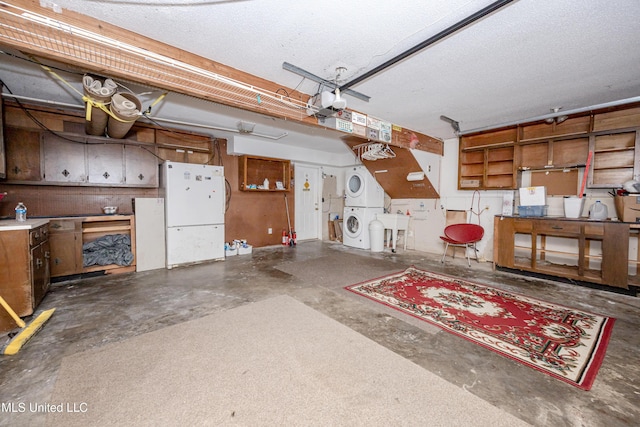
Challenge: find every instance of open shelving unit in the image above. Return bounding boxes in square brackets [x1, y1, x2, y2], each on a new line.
[239, 155, 291, 192]
[48, 215, 136, 277]
[459, 104, 640, 191]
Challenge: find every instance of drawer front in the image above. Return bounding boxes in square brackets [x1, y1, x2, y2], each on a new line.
[29, 224, 49, 247]
[583, 223, 604, 236]
[512, 219, 534, 232]
[49, 219, 83, 233]
[534, 220, 582, 235]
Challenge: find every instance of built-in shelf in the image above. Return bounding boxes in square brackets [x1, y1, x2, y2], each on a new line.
[239, 155, 291, 192]
[459, 104, 640, 190]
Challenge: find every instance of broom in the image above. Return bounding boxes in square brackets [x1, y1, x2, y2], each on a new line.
[284, 194, 295, 246]
[0, 295, 55, 355]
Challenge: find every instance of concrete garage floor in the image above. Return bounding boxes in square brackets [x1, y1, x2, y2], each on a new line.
[1, 241, 639, 426]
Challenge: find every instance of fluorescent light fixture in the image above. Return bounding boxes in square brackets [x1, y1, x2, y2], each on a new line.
[407, 171, 425, 181]
[237, 121, 256, 133]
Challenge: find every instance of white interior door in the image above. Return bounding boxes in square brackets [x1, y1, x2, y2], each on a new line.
[294, 164, 320, 241]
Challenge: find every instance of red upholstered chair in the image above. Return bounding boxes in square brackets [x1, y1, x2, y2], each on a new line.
[439, 223, 484, 267]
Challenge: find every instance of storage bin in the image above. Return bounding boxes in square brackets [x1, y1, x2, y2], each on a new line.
[225, 247, 238, 256]
[238, 245, 252, 255]
[518, 205, 548, 217]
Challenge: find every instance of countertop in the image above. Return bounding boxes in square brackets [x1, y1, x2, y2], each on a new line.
[0, 218, 50, 231]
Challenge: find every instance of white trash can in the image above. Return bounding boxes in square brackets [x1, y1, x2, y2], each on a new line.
[369, 219, 384, 253]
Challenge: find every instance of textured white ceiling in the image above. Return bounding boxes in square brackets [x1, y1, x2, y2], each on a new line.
[1, 0, 639, 153]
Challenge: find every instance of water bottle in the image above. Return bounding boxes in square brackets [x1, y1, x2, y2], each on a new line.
[15, 202, 27, 222]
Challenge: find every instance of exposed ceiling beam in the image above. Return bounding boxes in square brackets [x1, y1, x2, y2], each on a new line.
[0, 0, 442, 154]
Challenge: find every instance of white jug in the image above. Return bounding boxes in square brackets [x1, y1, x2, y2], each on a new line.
[589, 200, 608, 220]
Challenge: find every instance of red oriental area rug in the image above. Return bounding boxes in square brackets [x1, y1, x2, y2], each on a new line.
[346, 266, 615, 390]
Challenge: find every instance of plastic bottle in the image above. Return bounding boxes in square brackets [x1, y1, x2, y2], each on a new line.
[589, 200, 608, 220]
[15, 202, 27, 222]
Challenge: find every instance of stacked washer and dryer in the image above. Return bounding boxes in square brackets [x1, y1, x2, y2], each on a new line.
[343, 166, 385, 249]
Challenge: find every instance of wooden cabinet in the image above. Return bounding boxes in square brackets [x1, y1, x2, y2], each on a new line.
[239, 155, 291, 191]
[48, 218, 83, 277]
[87, 142, 125, 185]
[459, 128, 516, 189]
[124, 144, 158, 186]
[4, 128, 42, 181]
[493, 216, 631, 289]
[590, 131, 639, 188]
[43, 133, 88, 184]
[81, 215, 136, 273]
[458, 104, 640, 190]
[7, 128, 159, 187]
[0, 221, 51, 333]
[48, 215, 136, 278]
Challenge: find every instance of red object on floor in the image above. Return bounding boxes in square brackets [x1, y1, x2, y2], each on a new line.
[282, 230, 289, 246]
[346, 266, 615, 390]
[439, 223, 484, 266]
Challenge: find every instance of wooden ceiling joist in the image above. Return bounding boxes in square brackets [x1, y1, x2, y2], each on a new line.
[0, 0, 442, 154]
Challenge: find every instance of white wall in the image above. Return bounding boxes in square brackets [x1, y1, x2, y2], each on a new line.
[228, 135, 355, 166]
[230, 133, 620, 262]
[390, 138, 507, 261]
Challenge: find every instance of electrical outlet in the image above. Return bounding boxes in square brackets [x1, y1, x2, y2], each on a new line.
[268, 228, 272, 234]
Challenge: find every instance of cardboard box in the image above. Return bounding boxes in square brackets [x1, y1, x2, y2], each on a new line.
[614, 195, 640, 223]
[519, 186, 546, 206]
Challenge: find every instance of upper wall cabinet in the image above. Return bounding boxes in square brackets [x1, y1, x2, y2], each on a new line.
[124, 145, 158, 187]
[459, 128, 516, 190]
[458, 104, 640, 190]
[14, 133, 160, 187]
[5, 128, 41, 182]
[43, 134, 87, 184]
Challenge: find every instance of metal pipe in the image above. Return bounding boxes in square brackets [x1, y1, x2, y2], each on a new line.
[337, 0, 515, 92]
[1, 93, 84, 109]
[460, 95, 640, 135]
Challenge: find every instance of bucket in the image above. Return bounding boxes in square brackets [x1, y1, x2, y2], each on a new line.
[107, 92, 141, 139]
[563, 196, 585, 218]
[369, 219, 384, 253]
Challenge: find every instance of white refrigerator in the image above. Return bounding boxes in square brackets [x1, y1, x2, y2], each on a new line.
[161, 161, 225, 269]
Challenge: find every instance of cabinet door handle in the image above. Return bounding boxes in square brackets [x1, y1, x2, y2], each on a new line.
[551, 226, 563, 230]
[36, 258, 43, 268]
[45, 251, 50, 259]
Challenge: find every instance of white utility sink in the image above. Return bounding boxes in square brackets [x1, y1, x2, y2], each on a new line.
[375, 213, 410, 252]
